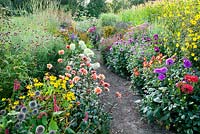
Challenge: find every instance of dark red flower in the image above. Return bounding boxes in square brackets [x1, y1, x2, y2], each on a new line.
[181, 84, 194, 94]
[184, 74, 199, 83]
[14, 79, 20, 91]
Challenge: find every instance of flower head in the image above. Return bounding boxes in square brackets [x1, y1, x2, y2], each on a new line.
[32, 108, 39, 115]
[154, 46, 160, 52]
[47, 64, 53, 70]
[17, 112, 26, 120]
[181, 84, 194, 94]
[57, 58, 63, 63]
[115, 92, 122, 98]
[166, 58, 174, 66]
[36, 125, 45, 134]
[21, 106, 27, 113]
[94, 87, 102, 95]
[49, 130, 56, 134]
[35, 90, 40, 96]
[70, 43, 76, 50]
[183, 58, 192, 68]
[58, 50, 64, 55]
[14, 79, 20, 91]
[154, 67, 168, 74]
[184, 74, 199, 83]
[29, 101, 37, 109]
[158, 73, 166, 81]
[153, 34, 159, 40]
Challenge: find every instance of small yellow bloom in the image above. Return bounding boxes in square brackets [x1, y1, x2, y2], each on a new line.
[19, 96, 26, 99]
[27, 90, 35, 97]
[190, 20, 197, 25]
[14, 101, 19, 105]
[193, 45, 197, 49]
[33, 78, 39, 83]
[66, 112, 70, 117]
[26, 85, 33, 90]
[194, 57, 198, 61]
[193, 38, 197, 41]
[191, 53, 195, 56]
[70, 84, 74, 88]
[1, 98, 6, 101]
[50, 76, 57, 81]
[65, 77, 69, 81]
[176, 43, 180, 48]
[177, 32, 181, 37]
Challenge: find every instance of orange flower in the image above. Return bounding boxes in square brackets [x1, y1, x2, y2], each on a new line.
[115, 92, 122, 98]
[47, 64, 53, 70]
[91, 73, 98, 80]
[66, 66, 72, 71]
[57, 58, 63, 63]
[73, 76, 81, 83]
[94, 87, 102, 95]
[133, 68, 140, 77]
[58, 50, 64, 55]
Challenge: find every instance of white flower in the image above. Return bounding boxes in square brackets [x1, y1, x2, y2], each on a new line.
[84, 48, 94, 57]
[79, 40, 87, 50]
[91, 62, 100, 70]
[70, 43, 76, 50]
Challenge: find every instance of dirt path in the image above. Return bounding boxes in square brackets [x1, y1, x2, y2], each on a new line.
[95, 50, 173, 134]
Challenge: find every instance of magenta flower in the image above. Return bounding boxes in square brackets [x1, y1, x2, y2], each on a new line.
[153, 34, 159, 40]
[53, 95, 60, 112]
[154, 67, 168, 74]
[14, 80, 20, 91]
[154, 46, 160, 52]
[183, 58, 192, 68]
[158, 74, 166, 81]
[166, 58, 174, 66]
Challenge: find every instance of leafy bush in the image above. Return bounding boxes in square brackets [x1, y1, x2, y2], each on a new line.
[99, 13, 120, 27]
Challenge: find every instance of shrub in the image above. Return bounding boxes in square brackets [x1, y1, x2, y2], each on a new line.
[99, 13, 120, 27]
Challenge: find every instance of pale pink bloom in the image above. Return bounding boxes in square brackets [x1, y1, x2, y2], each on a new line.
[80, 63, 85, 67]
[66, 66, 72, 71]
[103, 82, 110, 88]
[73, 76, 81, 83]
[99, 80, 104, 86]
[91, 73, 98, 80]
[104, 87, 110, 92]
[57, 58, 63, 63]
[58, 50, 65, 55]
[59, 75, 65, 80]
[98, 74, 105, 80]
[91, 70, 96, 74]
[47, 64, 53, 70]
[65, 73, 72, 78]
[94, 87, 102, 95]
[79, 68, 88, 75]
[71, 70, 76, 75]
[115, 92, 122, 98]
[83, 112, 88, 122]
[66, 45, 70, 49]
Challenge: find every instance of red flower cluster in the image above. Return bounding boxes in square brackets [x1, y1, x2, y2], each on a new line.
[180, 84, 194, 94]
[184, 74, 199, 83]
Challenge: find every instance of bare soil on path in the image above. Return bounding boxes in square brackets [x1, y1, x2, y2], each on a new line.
[94, 50, 173, 134]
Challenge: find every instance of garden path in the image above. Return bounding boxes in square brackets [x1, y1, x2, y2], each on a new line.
[95, 50, 173, 134]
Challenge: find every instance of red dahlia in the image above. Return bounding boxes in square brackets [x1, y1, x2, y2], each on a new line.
[181, 84, 194, 94]
[184, 74, 199, 83]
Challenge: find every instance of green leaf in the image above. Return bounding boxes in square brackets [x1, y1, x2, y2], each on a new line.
[53, 111, 64, 116]
[42, 116, 48, 126]
[160, 113, 170, 121]
[65, 127, 76, 134]
[48, 119, 58, 131]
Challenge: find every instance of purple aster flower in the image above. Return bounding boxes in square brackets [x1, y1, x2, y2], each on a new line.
[154, 67, 168, 74]
[183, 58, 192, 68]
[154, 46, 160, 52]
[166, 58, 174, 66]
[153, 34, 159, 40]
[158, 74, 166, 81]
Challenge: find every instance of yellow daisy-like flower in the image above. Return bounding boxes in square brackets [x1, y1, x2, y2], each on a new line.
[33, 78, 39, 83]
[194, 57, 198, 61]
[191, 53, 195, 56]
[193, 38, 197, 41]
[65, 77, 69, 81]
[1, 98, 6, 101]
[70, 84, 74, 88]
[176, 43, 180, 48]
[50, 76, 57, 81]
[27, 90, 35, 97]
[19, 96, 26, 99]
[34, 82, 44, 87]
[193, 45, 197, 49]
[26, 85, 33, 90]
[14, 101, 19, 105]
[190, 20, 197, 25]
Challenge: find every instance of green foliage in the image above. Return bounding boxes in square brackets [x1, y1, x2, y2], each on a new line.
[99, 13, 120, 27]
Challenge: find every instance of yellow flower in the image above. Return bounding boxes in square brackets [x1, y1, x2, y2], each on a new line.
[1, 98, 6, 101]
[193, 45, 197, 49]
[27, 90, 35, 97]
[193, 38, 197, 41]
[50, 76, 57, 81]
[26, 85, 33, 90]
[69, 84, 74, 88]
[65, 77, 69, 81]
[191, 53, 195, 56]
[66, 112, 70, 117]
[54, 83, 59, 88]
[68, 104, 73, 109]
[177, 32, 181, 37]
[194, 57, 198, 61]
[190, 20, 197, 25]
[14, 101, 19, 105]
[34, 82, 44, 87]
[19, 96, 25, 99]
[33, 78, 39, 83]
[176, 43, 180, 48]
